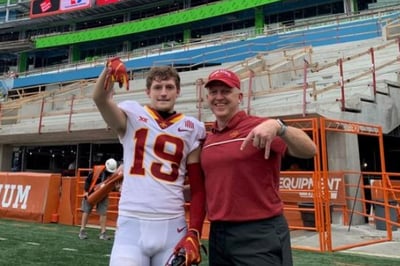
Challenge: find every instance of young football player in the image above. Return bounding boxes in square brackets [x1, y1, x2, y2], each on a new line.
[93, 63, 206, 266]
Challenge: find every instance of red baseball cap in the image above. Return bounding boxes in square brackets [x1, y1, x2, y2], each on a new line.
[204, 69, 241, 89]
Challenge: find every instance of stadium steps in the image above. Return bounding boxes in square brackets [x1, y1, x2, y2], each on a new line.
[2, 36, 400, 142]
[232, 37, 400, 132]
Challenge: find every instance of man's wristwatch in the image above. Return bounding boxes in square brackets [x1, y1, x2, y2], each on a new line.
[276, 119, 288, 136]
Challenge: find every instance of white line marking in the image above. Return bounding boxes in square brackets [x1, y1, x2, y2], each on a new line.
[26, 242, 40, 245]
[62, 248, 78, 252]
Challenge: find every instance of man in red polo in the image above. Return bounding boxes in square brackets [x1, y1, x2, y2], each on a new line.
[201, 69, 317, 266]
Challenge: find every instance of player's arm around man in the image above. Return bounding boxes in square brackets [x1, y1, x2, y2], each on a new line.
[172, 146, 206, 265]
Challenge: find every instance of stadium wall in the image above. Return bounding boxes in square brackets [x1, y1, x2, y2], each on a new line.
[0, 172, 61, 223]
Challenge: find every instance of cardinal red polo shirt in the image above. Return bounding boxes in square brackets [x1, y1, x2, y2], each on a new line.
[201, 111, 287, 222]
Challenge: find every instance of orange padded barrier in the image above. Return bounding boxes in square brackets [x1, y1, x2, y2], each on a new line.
[57, 177, 77, 225]
[0, 172, 61, 223]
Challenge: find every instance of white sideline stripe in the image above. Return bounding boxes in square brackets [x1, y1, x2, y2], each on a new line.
[26, 242, 40, 245]
[62, 248, 78, 252]
[0, 237, 7, 240]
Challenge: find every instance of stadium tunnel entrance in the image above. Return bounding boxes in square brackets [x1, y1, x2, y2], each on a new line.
[11, 142, 123, 175]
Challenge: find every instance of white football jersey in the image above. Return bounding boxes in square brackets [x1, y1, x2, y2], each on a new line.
[117, 100, 206, 219]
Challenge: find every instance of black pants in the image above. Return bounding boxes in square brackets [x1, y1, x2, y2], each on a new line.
[209, 214, 293, 266]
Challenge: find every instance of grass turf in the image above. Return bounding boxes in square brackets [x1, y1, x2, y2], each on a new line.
[0, 219, 399, 265]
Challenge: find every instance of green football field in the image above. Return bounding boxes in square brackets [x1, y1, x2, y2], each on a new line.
[0, 218, 399, 266]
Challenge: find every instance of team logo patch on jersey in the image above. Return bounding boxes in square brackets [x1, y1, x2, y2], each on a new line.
[184, 120, 194, 129]
[178, 120, 194, 132]
[229, 130, 240, 138]
[160, 121, 169, 129]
